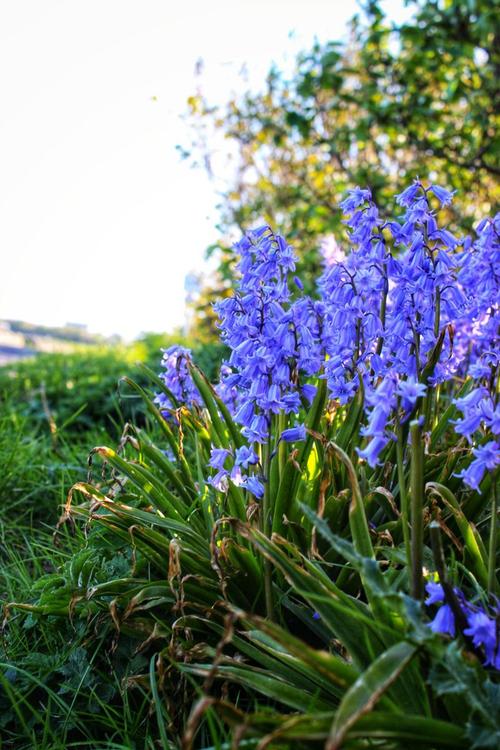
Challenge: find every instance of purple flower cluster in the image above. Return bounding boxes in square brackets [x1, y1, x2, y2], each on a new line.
[319, 187, 387, 405]
[214, 226, 318, 445]
[356, 374, 427, 467]
[455, 213, 500, 379]
[452, 387, 500, 490]
[207, 444, 263, 498]
[319, 181, 498, 469]
[155, 346, 201, 417]
[425, 581, 500, 670]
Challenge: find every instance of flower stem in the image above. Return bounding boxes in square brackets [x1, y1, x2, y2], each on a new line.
[396, 419, 411, 571]
[262, 430, 274, 621]
[410, 419, 424, 600]
[434, 286, 441, 339]
[488, 471, 498, 598]
[376, 271, 388, 356]
[277, 412, 286, 482]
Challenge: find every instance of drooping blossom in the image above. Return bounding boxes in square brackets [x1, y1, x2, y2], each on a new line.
[425, 581, 500, 670]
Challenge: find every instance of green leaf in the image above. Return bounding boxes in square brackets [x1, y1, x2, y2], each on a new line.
[426, 481, 488, 588]
[234, 522, 390, 668]
[182, 662, 331, 712]
[272, 377, 327, 535]
[325, 441, 374, 560]
[326, 641, 418, 750]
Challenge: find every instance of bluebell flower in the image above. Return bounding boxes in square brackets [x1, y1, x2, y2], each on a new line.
[339, 187, 372, 213]
[235, 446, 259, 469]
[396, 377, 427, 408]
[294, 276, 304, 290]
[469, 360, 492, 379]
[456, 441, 500, 492]
[426, 583, 500, 670]
[215, 363, 240, 413]
[454, 387, 489, 413]
[301, 384, 317, 404]
[280, 424, 307, 443]
[463, 611, 497, 658]
[452, 410, 484, 443]
[197, 186, 499, 517]
[229, 464, 245, 487]
[482, 402, 500, 435]
[234, 400, 256, 428]
[214, 224, 322, 454]
[356, 435, 390, 468]
[281, 392, 302, 414]
[429, 603, 456, 637]
[430, 184, 455, 207]
[396, 181, 422, 207]
[455, 213, 499, 379]
[208, 470, 229, 493]
[208, 448, 231, 471]
[452, 390, 499, 452]
[243, 475, 265, 499]
[161, 447, 176, 462]
[425, 581, 444, 605]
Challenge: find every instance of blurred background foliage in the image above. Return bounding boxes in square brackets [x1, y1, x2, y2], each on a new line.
[184, 0, 499, 333]
[0, 336, 226, 542]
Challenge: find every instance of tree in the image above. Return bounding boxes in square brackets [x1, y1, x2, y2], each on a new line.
[183, 0, 499, 315]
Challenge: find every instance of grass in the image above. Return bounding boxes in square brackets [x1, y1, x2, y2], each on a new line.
[0, 339, 227, 749]
[0, 346, 143, 747]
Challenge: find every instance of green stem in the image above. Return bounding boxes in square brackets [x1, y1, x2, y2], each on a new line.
[262, 427, 274, 620]
[430, 521, 468, 632]
[488, 472, 498, 597]
[410, 420, 424, 600]
[376, 272, 388, 356]
[396, 419, 411, 570]
[422, 387, 434, 434]
[277, 412, 286, 483]
[434, 286, 441, 339]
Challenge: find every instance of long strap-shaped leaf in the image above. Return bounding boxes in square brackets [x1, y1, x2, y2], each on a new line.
[91, 446, 190, 523]
[240, 613, 359, 691]
[325, 441, 374, 560]
[135, 430, 197, 503]
[186, 365, 247, 520]
[234, 523, 390, 668]
[180, 614, 347, 701]
[335, 376, 364, 451]
[212, 706, 467, 747]
[189, 363, 244, 448]
[181, 662, 331, 712]
[272, 379, 327, 535]
[300, 506, 431, 716]
[120, 375, 195, 490]
[326, 641, 418, 750]
[426, 481, 489, 588]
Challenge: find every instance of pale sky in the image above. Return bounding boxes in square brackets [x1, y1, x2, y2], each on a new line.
[0, 0, 407, 340]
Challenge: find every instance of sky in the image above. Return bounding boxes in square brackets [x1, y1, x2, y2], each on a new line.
[0, 0, 407, 340]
